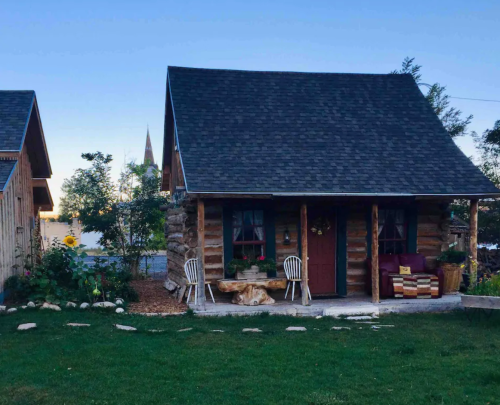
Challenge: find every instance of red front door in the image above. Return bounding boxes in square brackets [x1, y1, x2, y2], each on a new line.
[308, 211, 336, 295]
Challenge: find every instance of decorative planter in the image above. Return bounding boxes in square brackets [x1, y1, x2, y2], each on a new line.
[236, 265, 267, 280]
[440, 263, 462, 294]
[461, 295, 500, 309]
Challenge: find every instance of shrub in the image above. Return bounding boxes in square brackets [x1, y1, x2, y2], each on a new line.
[4, 275, 31, 301]
[437, 249, 466, 264]
[467, 274, 500, 297]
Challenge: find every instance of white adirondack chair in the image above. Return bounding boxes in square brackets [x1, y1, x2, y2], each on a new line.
[283, 256, 312, 301]
[184, 258, 215, 304]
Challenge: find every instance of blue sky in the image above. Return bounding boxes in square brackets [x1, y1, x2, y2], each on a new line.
[1, 0, 499, 214]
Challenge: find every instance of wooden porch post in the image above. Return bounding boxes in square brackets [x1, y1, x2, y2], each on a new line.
[300, 203, 309, 306]
[197, 198, 206, 310]
[371, 204, 380, 303]
[469, 199, 478, 265]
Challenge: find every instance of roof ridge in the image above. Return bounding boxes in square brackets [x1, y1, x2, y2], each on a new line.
[167, 66, 410, 77]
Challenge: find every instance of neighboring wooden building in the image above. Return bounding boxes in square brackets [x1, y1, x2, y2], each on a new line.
[161, 67, 500, 305]
[448, 216, 470, 252]
[0, 91, 53, 301]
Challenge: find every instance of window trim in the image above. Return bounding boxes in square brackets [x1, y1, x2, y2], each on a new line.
[232, 209, 266, 257]
[378, 208, 408, 255]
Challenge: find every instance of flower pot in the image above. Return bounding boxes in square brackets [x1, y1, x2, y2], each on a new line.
[461, 295, 500, 309]
[236, 265, 267, 280]
[440, 262, 462, 294]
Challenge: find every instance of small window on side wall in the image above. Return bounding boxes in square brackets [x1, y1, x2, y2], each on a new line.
[378, 209, 407, 255]
[232, 209, 265, 259]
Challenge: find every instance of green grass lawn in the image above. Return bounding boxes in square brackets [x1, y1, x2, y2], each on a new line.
[1, 310, 500, 405]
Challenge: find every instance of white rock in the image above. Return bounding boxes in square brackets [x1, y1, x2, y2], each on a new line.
[286, 326, 307, 331]
[115, 308, 125, 314]
[115, 324, 137, 331]
[80, 303, 90, 309]
[41, 302, 61, 311]
[242, 328, 262, 333]
[211, 329, 224, 332]
[355, 321, 379, 324]
[164, 279, 179, 292]
[92, 301, 116, 308]
[27, 301, 36, 308]
[346, 316, 375, 321]
[115, 299, 124, 306]
[315, 316, 323, 319]
[331, 326, 351, 330]
[377, 325, 395, 328]
[7, 308, 17, 313]
[21, 306, 27, 309]
[66, 302, 77, 308]
[67, 323, 91, 327]
[0, 305, 6, 312]
[18, 323, 37, 330]
[148, 329, 164, 333]
[178, 328, 193, 332]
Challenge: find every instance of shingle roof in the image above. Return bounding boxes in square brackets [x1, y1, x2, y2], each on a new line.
[0, 91, 35, 151]
[0, 160, 17, 191]
[167, 66, 499, 195]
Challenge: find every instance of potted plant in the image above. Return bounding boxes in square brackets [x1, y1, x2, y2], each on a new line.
[226, 256, 276, 280]
[437, 248, 466, 294]
[462, 269, 500, 310]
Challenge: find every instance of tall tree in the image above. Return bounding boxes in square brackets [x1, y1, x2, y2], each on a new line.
[59, 152, 167, 276]
[391, 57, 473, 138]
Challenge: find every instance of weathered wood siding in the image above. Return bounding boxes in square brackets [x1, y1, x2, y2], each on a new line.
[346, 207, 368, 295]
[416, 203, 450, 269]
[275, 204, 299, 278]
[0, 146, 34, 294]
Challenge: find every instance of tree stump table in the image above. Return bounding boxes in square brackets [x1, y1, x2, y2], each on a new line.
[217, 278, 287, 306]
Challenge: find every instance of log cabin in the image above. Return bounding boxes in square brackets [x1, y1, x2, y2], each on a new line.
[160, 67, 500, 308]
[0, 91, 53, 302]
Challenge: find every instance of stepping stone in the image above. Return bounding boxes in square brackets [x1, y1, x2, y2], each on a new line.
[211, 330, 224, 332]
[67, 323, 90, 327]
[0, 305, 6, 312]
[331, 326, 351, 330]
[18, 323, 37, 331]
[377, 325, 395, 328]
[315, 316, 323, 319]
[115, 324, 137, 331]
[286, 326, 307, 331]
[178, 328, 193, 332]
[356, 321, 379, 324]
[21, 306, 27, 309]
[242, 328, 262, 333]
[148, 329, 164, 333]
[116, 308, 125, 314]
[346, 316, 375, 321]
[7, 308, 17, 313]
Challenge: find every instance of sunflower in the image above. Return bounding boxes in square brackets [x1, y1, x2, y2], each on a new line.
[63, 235, 78, 248]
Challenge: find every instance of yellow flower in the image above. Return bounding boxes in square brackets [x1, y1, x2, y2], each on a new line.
[63, 235, 78, 247]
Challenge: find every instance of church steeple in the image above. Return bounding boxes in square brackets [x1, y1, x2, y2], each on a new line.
[144, 126, 156, 167]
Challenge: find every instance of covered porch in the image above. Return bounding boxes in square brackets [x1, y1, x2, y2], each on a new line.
[186, 195, 480, 312]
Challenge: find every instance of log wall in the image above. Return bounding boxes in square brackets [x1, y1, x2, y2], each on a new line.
[275, 203, 299, 278]
[0, 145, 35, 294]
[346, 207, 368, 295]
[416, 202, 450, 269]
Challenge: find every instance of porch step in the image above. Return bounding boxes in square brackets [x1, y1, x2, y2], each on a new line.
[323, 304, 379, 318]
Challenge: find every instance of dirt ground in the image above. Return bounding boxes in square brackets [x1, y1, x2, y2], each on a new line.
[128, 279, 187, 314]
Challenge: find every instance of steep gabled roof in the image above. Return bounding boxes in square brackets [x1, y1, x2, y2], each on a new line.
[0, 160, 17, 192]
[165, 66, 499, 196]
[0, 90, 51, 179]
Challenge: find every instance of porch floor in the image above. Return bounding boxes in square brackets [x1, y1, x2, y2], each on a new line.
[191, 294, 463, 317]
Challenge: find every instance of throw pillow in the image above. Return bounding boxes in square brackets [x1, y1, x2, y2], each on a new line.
[399, 266, 411, 275]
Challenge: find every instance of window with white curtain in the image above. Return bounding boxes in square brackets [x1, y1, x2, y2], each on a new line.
[232, 210, 265, 259]
[378, 209, 407, 254]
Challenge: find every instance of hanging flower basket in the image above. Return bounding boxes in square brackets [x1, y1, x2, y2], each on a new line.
[311, 216, 330, 236]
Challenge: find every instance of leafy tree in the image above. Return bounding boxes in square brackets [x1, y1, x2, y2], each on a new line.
[451, 120, 500, 245]
[59, 152, 167, 276]
[391, 57, 473, 138]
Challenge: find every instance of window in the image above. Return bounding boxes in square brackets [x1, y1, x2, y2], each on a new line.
[232, 209, 265, 259]
[378, 209, 406, 255]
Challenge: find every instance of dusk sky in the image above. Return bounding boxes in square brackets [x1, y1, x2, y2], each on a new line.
[1, 0, 499, 214]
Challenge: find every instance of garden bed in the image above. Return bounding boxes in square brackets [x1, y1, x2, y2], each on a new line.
[127, 279, 187, 314]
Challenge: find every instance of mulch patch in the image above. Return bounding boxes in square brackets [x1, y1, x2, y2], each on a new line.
[128, 279, 187, 314]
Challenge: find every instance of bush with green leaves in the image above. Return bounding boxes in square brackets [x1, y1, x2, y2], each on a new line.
[466, 274, 500, 297]
[437, 249, 467, 264]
